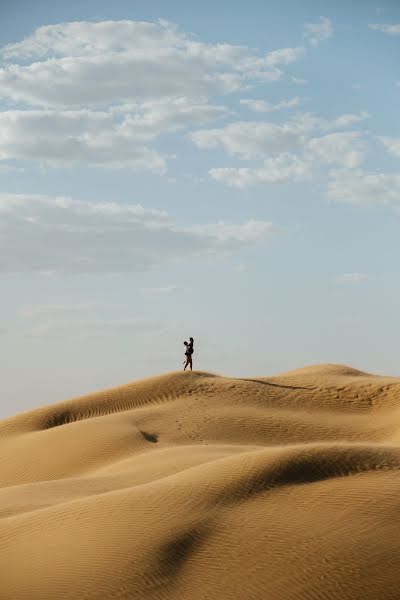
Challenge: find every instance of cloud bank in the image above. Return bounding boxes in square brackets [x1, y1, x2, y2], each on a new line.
[0, 193, 277, 274]
[0, 20, 308, 173]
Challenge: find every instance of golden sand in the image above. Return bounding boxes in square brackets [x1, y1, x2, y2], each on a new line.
[1, 364, 400, 599]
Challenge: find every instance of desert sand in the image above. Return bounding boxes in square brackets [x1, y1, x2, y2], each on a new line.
[1, 364, 400, 599]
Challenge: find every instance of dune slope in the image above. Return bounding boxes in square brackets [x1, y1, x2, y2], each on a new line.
[1, 364, 400, 599]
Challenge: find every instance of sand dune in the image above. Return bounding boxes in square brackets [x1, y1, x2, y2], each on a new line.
[1, 364, 400, 599]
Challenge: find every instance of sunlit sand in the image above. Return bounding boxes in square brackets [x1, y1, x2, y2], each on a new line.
[1, 364, 400, 599]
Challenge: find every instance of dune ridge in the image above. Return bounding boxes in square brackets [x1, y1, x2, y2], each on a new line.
[1, 364, 400, 599]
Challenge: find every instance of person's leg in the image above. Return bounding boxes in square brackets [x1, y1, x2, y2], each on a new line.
[189, 356, 193, 371]
[184, 356, 189, 370]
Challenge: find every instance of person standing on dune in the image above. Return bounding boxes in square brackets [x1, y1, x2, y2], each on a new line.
[183, 337, 194, 371]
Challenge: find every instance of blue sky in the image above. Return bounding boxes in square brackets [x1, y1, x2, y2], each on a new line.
[0, 0, 399, 416]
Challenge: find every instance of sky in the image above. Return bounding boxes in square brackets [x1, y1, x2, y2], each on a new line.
[0, 0, 399, 417]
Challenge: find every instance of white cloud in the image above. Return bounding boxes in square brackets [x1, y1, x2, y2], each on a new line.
[292, 110, 369, 132]
[379, 136, 400, 158]
[327, 169, 400, 205]
[0, 99, 230, 171]
[306, 132, 367, 168]
[0, 193, 277, 274]
[209, 154, 312, 188]
[1, 20, 182, 59]
[368, 23, 400, 35]
[14, 301, 160, 339]
[0, 20, 307, 173]
[0, 163, 25, 173]
[0, 109, 165, 172]
[335, 273, 368, 285]
[263, 47, 306, 68]
[140, 286, 177, 294]
[192, 111, 369, 187]
[191, 111, 369, 160]
[240, 96, 305, 113]
[304, 17, 334, 47]
[183, 173, 204, 184]
[329, 111, 370, 128]
[187, 219, 277, 241]
[0, 20, 305, 108]
[17, 302, 111, 317]
[191, 120, 304, 159]
[291, 76, 307, 85]
[232, 264, 248, 272]
[20, 317, 164, 339]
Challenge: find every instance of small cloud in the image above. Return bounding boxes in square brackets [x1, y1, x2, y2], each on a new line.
[327, 169, 400, 206]
[232, 264, 248, 272]
[378, 136, 400, 158]
[0, 164, 25, 173]
[240, 96, 305, 113]
[17, 302, 112, 318]
[304, 17, 334, 47]
[183, 174, 204, 184]
[209, 154, 313, 188]
[291, 76, 308, 85]
[0, 193, 275, 274]
[368, 23, 400, 35]
[21, 317, 164, 340]
[335, 273, 368, 285]
[140, 285, 178, 295]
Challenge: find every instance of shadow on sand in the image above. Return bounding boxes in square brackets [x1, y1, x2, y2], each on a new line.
[239, 378, 315, 391]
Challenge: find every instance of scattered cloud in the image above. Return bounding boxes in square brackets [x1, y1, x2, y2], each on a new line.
[304, 17, 334, 47]
[368, 23, 400, 35]
[0, 163, 25, 173]
[232, 264, 249, 272]
[0, 20, 308, 173]
[191, 111, 369, 160]
[192, 111, 369, 188]
[327, 111, 370, 128]
[13, 301, 163, 339]
[335, 273, 368, 285]
[209, 154, 312, 188]
[191, 120, 303, 160]
[327, 169, 400, 205]
[378, 136, 400, 158]
[17, 302, 112, 317]
[306, 132, 367, 168]
[0, 100, 230, 171]
[140, 286, 178, 294]
[240, 96, 305, 113]
[0, 20, 305, 108]
[291, 76, 307, 85]
[20, 317, 164, 339]
[0, 193, 277, 274]
[183, 173, 204, 184]
[262, 46, 306, 68]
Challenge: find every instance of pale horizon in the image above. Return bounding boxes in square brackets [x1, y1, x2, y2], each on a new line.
[1, 0, 400, 418]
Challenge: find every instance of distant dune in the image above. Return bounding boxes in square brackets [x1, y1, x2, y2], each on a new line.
[1, 364, 400, 599]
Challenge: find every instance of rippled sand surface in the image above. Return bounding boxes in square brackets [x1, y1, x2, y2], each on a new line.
[1, 364, 400, 599]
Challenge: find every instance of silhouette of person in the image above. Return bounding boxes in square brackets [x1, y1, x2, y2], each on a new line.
[183, 337, 194, 371]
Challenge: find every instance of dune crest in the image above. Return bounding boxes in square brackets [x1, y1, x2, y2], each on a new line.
[1, 364, 400, 599]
